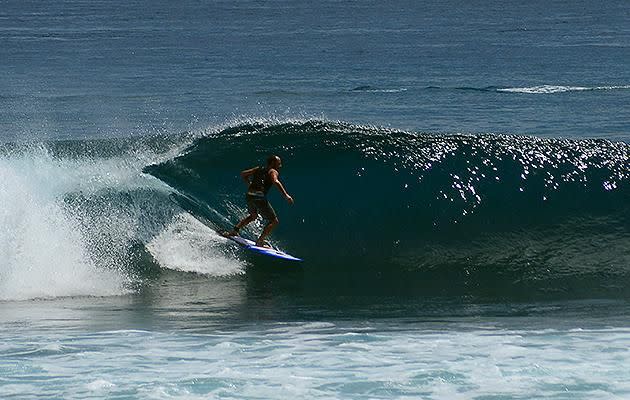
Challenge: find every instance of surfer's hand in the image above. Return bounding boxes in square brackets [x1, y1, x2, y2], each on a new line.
[285, 195, 294, 205]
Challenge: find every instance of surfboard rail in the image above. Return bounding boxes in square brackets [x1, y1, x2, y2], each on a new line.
[226, 235, 303, 262]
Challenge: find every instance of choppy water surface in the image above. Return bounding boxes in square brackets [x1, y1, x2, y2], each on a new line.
[3, 294, 630, 399]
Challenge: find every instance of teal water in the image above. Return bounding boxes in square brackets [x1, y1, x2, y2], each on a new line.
[1, 0, 630, 398]
[147, 121, 629, 299]
[3, 292, 630, 399]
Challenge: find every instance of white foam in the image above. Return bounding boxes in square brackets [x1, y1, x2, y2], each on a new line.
[85, 379, 115, 391]
[0, 139, 247, 300]
[0, 150, 131, 301]
[146, 213, 245, 276]
[361, 88, 408, 93]
[5, 323, 630, 398]
[498, 84, 630, 94]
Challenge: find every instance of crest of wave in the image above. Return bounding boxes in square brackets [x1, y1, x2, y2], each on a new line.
[0, 148, 135, 301]
[498, 84, 630, 94]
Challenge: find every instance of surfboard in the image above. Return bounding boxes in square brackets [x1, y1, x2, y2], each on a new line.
[166, 192, 302, 262]
[225, 235, 303, 262]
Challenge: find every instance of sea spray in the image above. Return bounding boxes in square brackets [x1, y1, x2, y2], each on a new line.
[0, 148, 128, 300]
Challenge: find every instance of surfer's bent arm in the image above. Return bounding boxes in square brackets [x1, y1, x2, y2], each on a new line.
[270, 169, 294, 204]
[240, 167, 258, 185]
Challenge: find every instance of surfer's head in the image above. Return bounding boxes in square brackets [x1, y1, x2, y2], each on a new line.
[267, 155, 282, 169]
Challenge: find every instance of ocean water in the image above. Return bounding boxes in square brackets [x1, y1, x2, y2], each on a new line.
[1, 0, 629, 399]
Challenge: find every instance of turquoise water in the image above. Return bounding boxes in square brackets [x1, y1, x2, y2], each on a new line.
[1, 0, 630, 398]
[3, 294, 630, 399]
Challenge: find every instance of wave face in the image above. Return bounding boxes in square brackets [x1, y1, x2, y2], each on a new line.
[1, 121, 627, 301]
[146, 121, 630, 299]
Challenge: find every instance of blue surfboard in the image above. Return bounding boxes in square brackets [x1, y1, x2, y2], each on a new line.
[226, 235, 303, 262]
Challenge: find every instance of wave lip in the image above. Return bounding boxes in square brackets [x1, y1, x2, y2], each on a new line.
[497, 84, 630, 94]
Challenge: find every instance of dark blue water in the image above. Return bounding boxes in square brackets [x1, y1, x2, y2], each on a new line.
[1, 1, 630, 399]
[2, 0, 629, 140]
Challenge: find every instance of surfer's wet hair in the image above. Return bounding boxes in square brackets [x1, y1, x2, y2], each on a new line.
[267, 155, 281, 166]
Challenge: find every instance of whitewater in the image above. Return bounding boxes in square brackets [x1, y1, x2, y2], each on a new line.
[0, 138, 247, 301]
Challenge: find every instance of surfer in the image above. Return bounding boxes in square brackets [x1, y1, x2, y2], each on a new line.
[225, 155, 294, 247]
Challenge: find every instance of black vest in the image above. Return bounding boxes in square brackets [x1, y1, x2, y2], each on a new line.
[250, 166, 273, 194]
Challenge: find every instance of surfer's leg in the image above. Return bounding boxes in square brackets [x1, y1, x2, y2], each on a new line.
[256, 217, 278, 247]
[236, 213, 258, 230]
[225, 213, 258, 236]
[255, 199, 278, 247]
[225, 194, 260, 236]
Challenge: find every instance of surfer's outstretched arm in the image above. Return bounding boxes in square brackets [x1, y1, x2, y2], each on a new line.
[270, 169, 294, 204]
[240, 167, 258, 185]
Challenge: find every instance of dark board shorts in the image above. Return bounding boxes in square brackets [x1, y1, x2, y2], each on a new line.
[246, 193, 277, 221]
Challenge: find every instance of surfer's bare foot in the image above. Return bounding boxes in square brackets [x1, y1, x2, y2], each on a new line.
[255, 240, 271, 248]
[223, 230, 239, 237]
